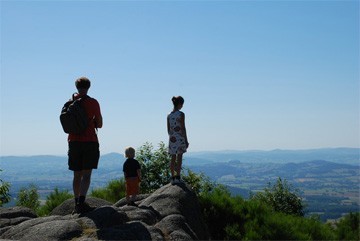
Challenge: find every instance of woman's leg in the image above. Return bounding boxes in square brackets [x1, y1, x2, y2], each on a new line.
[175, 153, 183, 178]
[170, 154, 176, 178]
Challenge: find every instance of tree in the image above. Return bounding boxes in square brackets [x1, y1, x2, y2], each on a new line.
[182, 168, 215, 196]
[0, 169, 11, 206]
[136, 142, 216, 195]
[136, 142, 172, 193]
[16, 184, 40, 211]
[251, 177, 305, 216]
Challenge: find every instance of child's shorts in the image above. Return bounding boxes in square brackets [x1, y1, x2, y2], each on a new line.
[125, 177, 140, 196]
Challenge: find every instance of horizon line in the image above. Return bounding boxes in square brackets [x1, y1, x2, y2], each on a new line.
[1, 146, 359, 158]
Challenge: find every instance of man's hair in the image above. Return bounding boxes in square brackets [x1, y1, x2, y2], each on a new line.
[125, 147, 136, 158]
[75, 77, 91, 90]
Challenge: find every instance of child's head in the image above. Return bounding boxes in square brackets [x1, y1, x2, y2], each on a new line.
[125, 147, 136, 158]
[172, 96, 184, 109]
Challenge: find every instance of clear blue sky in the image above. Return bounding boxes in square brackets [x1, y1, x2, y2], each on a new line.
[1, 0, 359, 156]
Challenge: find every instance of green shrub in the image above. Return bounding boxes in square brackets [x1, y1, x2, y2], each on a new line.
[182, 168, 215, 196]
[37, 188, 73, 216]
[0, 169, 11, 206]
[16, 184, 40, 211]
[224, 223, 242, 240]
[200, 184, 336, 240]
[335, 212, 360, 240]
[199, 186, 247, 240]
[295, 215, 335, 240]
[244, 212, 336, 240]
[251, 177, 305, 216]
[90, 178, 126, 203]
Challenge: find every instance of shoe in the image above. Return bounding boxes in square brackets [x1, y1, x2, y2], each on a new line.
[171, 177, 176, 184]
[128, 201, 138, 207]
[175, 176, 182, 183]
[72, 204, 81, 215]
[77, 202, 96, 214]
[126, 201, 137, 206]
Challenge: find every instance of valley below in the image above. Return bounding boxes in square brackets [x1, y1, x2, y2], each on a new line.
[1, 148, 359, 222]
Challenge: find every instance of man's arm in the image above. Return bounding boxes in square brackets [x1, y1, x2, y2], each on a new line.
[95, 115, 103, 128]
[93, 99, 103, 128]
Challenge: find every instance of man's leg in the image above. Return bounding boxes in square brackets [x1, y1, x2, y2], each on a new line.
[73, 171, 82, 204]
[73, 169, 95, 213]
[79, 169, 92, 203]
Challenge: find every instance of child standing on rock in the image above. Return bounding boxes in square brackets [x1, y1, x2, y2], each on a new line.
[123, 147, 141, 206]
[167, 96, 189, 184]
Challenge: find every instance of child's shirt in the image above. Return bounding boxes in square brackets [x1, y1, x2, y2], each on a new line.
[123, 158, 141, 178]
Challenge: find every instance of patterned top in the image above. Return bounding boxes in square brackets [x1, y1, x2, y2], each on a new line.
[167, 110, 187, 155]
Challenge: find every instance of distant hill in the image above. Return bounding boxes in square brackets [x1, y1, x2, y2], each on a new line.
[186, 158, 359, 221]
[186, 147, 359, 165]
[1, 148, 359, 221]
[187, 159, 358, 183]
[0, 154, 125, 207]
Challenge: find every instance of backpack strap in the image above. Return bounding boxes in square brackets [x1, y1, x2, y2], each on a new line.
[72, 93, 89, 102]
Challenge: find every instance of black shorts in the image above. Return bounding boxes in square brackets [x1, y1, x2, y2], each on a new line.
[68, 141, 100, 171]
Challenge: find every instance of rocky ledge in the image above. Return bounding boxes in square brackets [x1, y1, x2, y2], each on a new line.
[0, 182, 209, 240]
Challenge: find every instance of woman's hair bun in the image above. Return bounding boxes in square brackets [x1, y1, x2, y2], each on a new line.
[171, 96, 184, 107]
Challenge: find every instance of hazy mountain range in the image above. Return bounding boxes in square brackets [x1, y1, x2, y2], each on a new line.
[1, 147, 359, 221]
[1, 147, 358, 191]
[185, 147, 359, 165]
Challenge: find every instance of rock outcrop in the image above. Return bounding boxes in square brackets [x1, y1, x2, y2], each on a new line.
[0, 183, 209, 240]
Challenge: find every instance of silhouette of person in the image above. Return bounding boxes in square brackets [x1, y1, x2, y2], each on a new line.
[67, 77, 103, 214]
[167, 96, 189, 183]
[123, 147, 141, 206]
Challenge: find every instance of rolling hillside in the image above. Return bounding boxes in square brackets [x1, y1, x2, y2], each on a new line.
[1, 148, 359, 221]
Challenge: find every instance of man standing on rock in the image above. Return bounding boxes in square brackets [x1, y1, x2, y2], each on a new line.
[67, 77, 103, 214]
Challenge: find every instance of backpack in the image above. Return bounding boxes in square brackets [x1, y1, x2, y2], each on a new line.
[60, 94, 89, 134]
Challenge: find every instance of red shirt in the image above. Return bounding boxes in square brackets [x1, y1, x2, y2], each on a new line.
[68, 94, 102, 142]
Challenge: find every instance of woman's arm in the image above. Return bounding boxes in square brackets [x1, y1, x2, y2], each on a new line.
[167, 115, 171, 135]
[181, 112, 189, 147]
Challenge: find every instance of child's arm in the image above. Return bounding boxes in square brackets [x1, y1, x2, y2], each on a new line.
[137, 169, 141, 182]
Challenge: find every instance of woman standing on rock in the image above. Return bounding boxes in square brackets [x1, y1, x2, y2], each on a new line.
[167, 96, 189, 184]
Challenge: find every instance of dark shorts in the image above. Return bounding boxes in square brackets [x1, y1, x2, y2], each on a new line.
[68, 141, 100, 171]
